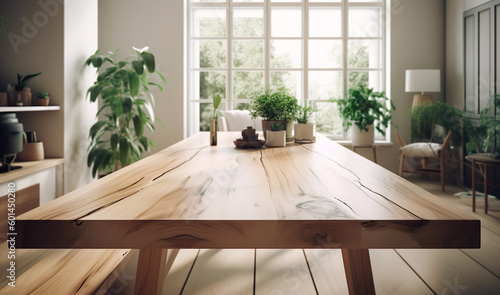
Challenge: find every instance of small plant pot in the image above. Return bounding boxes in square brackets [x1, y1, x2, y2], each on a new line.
[262, 120, 285, 139]
[294, 123, 315, 143]
[350, 124, 374, 146]
[37, 97, 50, 106]
[286, 121, 294, 142]
[0, 93, 7, 106]
[265, 130, 286, 147]
[16, 142, 44, 161]
[13, 88, 32, 106]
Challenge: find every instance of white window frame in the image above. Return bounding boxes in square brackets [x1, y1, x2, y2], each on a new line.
[186, 0, 390, 141]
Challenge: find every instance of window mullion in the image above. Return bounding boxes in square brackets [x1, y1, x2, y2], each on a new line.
[227, 3, 232, 110]
[303, 0, 308, 102]
[264, 0, 270, 88]
[341, 0, 349, 140]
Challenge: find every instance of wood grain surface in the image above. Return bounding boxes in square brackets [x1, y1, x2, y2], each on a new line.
[17, 132, 480, 249]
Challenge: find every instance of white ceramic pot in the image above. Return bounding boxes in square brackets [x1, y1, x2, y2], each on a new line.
[294, 123, 315, 142]
[265, 130, 286, 147]
[350, 124, 374, 146]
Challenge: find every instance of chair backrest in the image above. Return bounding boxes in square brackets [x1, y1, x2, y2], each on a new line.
[219, 110, 262, 131]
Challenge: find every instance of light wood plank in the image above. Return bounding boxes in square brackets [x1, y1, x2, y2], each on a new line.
[0, 158, 64, 184]
[462, 227, 500, 278]
[342, 249, 375, 295]
[397, 249, 500, 294]
[182, 249, 254, 295]
[0, 247, 130, 294]
[370, 250, 433, 295]
[303, 249, 349, 294]
[255, 249, 316, 295]
[134, 248, 169, 295]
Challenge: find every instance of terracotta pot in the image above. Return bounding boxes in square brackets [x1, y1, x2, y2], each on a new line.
[261, 120, 285, 139]
[0, 93, 7, 106]
[265, 130, 286, 147]
[350, 124, 374, 146]
[38, 97, 50, 106]
[16, 142, 44, 161]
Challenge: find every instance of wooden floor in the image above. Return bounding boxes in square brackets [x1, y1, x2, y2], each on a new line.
[104, 177, 500, 295]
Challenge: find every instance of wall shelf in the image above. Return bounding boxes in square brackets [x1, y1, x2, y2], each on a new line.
[0, 106, 60, 113]
[0, 158, 65, 184]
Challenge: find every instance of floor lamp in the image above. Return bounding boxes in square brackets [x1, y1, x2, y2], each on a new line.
[405, 69, 441, 108]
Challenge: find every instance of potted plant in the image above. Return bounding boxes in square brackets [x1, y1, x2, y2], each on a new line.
[249, 86, 299, 140]
[210, 94, 222, 146]
[333, 85, 395, 146]
[37, 92, 50, 106]
[410, 102, 466, 147]
[85, 46, 166, 177]
[294, 105, 315, 143]
[265, 123, 286, 147]
[464, 94, 500, 158]
[7, 72, 42, 106]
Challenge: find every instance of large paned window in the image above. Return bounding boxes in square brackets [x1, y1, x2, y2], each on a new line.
[187, 0, 389, 140]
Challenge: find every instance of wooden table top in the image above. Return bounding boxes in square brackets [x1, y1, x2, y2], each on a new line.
[18, 132, 480, 250]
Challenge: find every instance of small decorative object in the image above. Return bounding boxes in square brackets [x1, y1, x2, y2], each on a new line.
[294, 105, 315, 143]
[265, 123, 286, 147]
[8, 72, 42, 106]
[0, 113, 24, 173]
[234, 126, 265, 149]
[210, 94, 222, 146]
[0, 92, 7, 106]
[333, 85, 394, 146]
[249, 86, 299, 140]
[37, 92, 50, 106]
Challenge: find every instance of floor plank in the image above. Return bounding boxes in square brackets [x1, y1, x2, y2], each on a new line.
[303, 249, 349, 294]
[370, 250, 433, 295]
[396, 249, 500, 294]
[461, 227, 500, 279]
[255, 249, 317, 295]
[181, 249, 254, 295]
[164, 249, 199, 295]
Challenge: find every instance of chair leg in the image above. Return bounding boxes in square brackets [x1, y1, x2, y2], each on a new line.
[399, 154, 404, 177]
[440, 151, 445, 192]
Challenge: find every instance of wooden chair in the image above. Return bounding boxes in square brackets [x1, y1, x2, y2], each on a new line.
[395, 130, 453, 192]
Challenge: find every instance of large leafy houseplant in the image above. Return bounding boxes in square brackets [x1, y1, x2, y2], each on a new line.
[334, 85, 395, 135]
[85, 47, 166, 177]
[410, 102, 465, 147]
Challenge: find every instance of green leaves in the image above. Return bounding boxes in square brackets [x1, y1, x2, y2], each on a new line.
[249, 86, 298, 121]
[333, 85, 394, 135]
[84, 46, 165, 177]
[212, 94, 222, 119]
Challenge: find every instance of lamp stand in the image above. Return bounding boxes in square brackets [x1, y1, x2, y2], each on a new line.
[412, 94, 433, 108]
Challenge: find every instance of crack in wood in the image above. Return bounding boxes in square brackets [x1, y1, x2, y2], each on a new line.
[74, 146, 209, 221]
[299, 144, 424, 220]
[152, 146, 208, 182]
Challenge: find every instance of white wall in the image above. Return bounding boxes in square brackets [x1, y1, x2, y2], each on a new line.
[98, 0, 185, 154]
[63, 0, 98, 193]
[375, 0, 445, 173]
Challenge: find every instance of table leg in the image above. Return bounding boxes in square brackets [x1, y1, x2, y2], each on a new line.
[484, 165, 488, 214]
[372, 147, 377, 163]
[134, 248, 169, 295]
[472, 160, 476, 212]
[341, 249, 375, 295]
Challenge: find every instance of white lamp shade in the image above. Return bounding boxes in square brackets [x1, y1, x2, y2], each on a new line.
[405, 69, 441, 93]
